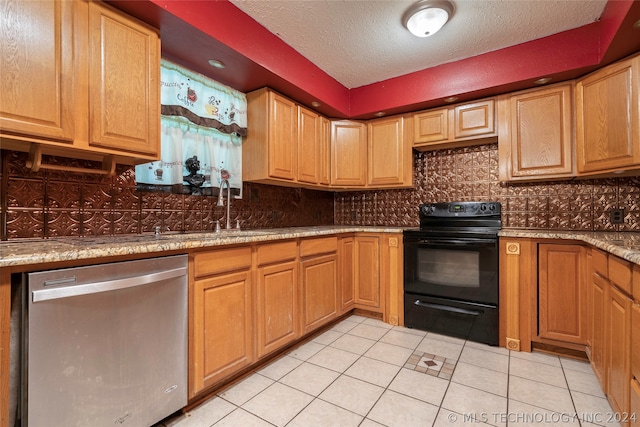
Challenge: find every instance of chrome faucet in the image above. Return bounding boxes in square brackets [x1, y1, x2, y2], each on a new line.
[217, 179, 232, 230]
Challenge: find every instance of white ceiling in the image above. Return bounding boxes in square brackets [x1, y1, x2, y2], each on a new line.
[230, 0, 608, 89]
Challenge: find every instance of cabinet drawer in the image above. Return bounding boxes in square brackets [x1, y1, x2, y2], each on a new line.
[592, 249, 608, 277]
[300, 237, 338, 257]
[609, 255, 632, 295]
[194, 247, 252, 278]
[256, 240, 297, 265]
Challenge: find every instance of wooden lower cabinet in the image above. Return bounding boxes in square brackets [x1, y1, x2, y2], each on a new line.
[607, 285, 632, 419]
[632, 304, 640, 426]
[591, 272, 608, 387]
[255, 241, 299, 359]
[538, 244, 587, 344]
[339, 237, 356, 313]
[187, 233, 399, 399]
[191, 248, 253, 397]
[300, 253, 338, 334]
[354, 236, 381, 309]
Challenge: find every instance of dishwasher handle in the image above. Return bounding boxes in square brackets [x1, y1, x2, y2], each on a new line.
[32, 266, 187, 302]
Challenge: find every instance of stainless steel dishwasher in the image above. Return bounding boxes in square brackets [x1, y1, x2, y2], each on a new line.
[22, 255, 188, 427]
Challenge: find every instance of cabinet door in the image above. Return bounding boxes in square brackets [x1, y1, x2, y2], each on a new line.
[367, 116, 407, 186]
[339, 237, 355, 313]
[633, 304, 640, 385]
[319, 117, 332, 185]
[355, 236, 380, 308]
[454, 99, 495, 139]
[538, 244, 586, 344]
[607, 285, 632, 417]
[297, 106, 320, 184]
[267, 92, 297, 180]
[591, 272, 608, 387]
[413, 108, 448, 144]
[192, 270, 253, 396]
[576, 55, 640, 173]
[501, 84, 574, 180]
[256, 261, 298, 358]
[88, 1, 160, 156]
[0, 0, 77, 142]
[300, 254, 338, 334]
[331, 120, 367, 187]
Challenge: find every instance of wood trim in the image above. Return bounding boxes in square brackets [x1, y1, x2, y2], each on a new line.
[385, 235, 403, 326]
[499, 238, 535, 352]
[0, 269, 11, 427]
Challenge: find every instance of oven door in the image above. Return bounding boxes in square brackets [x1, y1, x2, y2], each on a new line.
[403, 233, 498, 305]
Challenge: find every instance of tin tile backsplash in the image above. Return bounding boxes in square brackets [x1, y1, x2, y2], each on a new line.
[2, 143, 639, 240]
[0, 150, 334, 239]
[334, 143, 640, 231]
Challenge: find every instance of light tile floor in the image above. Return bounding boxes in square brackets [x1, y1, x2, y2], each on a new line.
[158, 315, 621, 427]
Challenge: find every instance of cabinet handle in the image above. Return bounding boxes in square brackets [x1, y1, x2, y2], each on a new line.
[32, 267, 187, 302]
[414, 300, 483, 316]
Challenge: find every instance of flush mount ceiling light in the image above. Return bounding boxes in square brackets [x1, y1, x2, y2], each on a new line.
[402, 0, 455, 38]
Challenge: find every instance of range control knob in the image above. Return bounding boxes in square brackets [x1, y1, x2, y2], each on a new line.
[421, 205, 433, 216]
[489, 204, 496, 211]
[480, 203, 487, 211]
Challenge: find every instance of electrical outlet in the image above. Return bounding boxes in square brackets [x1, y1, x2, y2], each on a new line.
[610, 208, 625, 224]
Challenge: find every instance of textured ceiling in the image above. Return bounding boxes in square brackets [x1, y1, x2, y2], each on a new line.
[230, 0, 608, 88]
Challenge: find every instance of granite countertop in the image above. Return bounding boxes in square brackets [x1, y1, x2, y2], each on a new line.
[2, 226, 639, 269]
[0, 226, 406, 268]
[499, 229, 640, 266]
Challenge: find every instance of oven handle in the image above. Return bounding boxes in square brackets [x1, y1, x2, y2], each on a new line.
[414, 299, 483, 316]
[411, 238, 496, 246]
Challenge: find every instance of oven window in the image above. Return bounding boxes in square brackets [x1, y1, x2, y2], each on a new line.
[417, 248, 480, 288]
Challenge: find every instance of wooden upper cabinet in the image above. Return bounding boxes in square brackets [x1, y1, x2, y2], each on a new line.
[413, 98, 497, 151]
[268, 92, 297, 180]
[319, 117, 331, 185]
[0, 0, 160, 162]
[454, 99, 495, 138]
[88, 1, 160, 156]
[414, 108, 448, 143]
[538, 243, 587, 344]
[498, 83, 574, 181]
[0, 0, 76, 143]
[331, 120, 367, 187]
[244, 89, 298, 183]
[576, 54, 640, 175]
[297, 106, 320, 184]
[367, 115, 412, 188]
